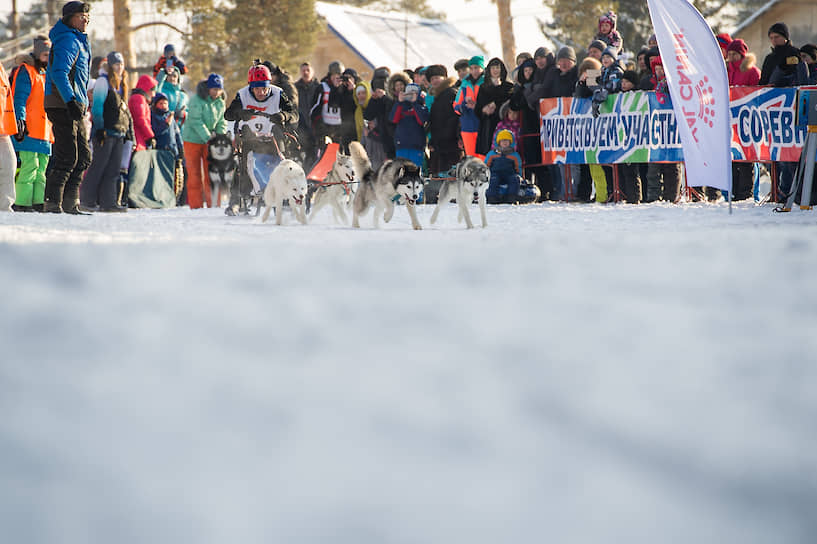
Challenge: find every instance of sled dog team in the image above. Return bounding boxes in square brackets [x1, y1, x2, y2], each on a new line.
[261, 142, 489, 229]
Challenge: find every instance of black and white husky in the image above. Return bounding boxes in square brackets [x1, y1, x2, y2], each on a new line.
[349, 142, 423, 230]
[207, 133, 236, 207]
[430, 156, 489, 229]
[309, 151, 355, 224]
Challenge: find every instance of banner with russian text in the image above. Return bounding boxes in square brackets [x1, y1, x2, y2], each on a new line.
[539, 87, 809, 164]
[647, 0, 732, 191]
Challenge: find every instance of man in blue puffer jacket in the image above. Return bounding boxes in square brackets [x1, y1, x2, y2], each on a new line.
[43, 1, 92, 214]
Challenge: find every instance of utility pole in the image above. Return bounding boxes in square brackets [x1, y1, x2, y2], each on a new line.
[496, 0, 516, 70]
[11, 0, 20, 38]
[113, 0, 136, 83]
[47, 0, 60, 25]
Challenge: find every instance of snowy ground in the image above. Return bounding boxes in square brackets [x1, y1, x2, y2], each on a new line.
[2, 201, 817, 544]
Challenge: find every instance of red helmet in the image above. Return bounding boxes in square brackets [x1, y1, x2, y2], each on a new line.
[248, 65, 272, 88]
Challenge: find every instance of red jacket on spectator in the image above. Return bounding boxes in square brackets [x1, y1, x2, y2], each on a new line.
[728, 54, 761, 86]
[129, 75, 157, 150]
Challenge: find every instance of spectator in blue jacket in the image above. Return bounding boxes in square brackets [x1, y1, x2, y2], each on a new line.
[485, 129, 522, 204]
[389, 83, 429, 170]
[150, 92, 184, 160]
[43, 1, 92, 214]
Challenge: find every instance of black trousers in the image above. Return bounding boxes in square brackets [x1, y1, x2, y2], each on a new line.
[45, 108, 91, 205]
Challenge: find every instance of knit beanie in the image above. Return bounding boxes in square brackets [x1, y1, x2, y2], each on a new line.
[405, 83, 421, 95]
[496, 129, 513, 144]
[152, 92, 168, 106]
[62, 1, 89, 20]
[715, 33, 732, 50]
[601, 47, 617, 60]
[556, 46, 576, 63]
[206, 73, 223, 89]
[32, 36, 51, 57]
[768, 22, 790, 41]
[425, 64, 447, 78]
[468, 55, 485, 68]
[106, 51, 124, 67]
[801, 44, 817, 63]
[163, 44, 175, 57]
[621, 70, 640, 87]
[588, 40, 606, 54]
[534, 47, 550, 59]
[726, 39, 748, 57]
[454, 58, 469, 71]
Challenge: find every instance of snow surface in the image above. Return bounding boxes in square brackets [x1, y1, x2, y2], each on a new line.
[2, 201, 817, 544]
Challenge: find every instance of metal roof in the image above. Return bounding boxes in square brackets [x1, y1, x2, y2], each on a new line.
[315, 1, 485, 70]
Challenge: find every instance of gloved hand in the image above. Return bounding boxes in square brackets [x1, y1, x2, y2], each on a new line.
[14, 118, 27, 142]
[145, 138, 156, 149]
[269, 112, 284, 125]
[239, 109, 255, 121]
[66, 99, 84, 121]
[94, 129, 106, 146]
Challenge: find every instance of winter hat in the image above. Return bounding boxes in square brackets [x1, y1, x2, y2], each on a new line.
[62, 1, 89, 20]
[32, 36, 51, 57]
[768, 22, 790, 41]
[454, 58, 469, 71]
[556, 46, 576, 63]
[648, 34, 658, 46]
[342, 67, 359, 83]
[328, 60, 345, 75]
[106, 51, 124, 67]
[371, 67, 390, 91]
[588, 40, 606, 54]
[599, 11, 617, 31]
[206, 73, 223, 89]
[715, 33, 732, 50]
[534, 47, 550, 59]
[496, 129, 513, 144]
[425, 64, 447, 78]
[468, 55, 485, 68]
[152, 92, 168, 106]
[650, 55, 664, 74]
[163, 44, 175, 57]
[801, 44, 817, 63]
[601, 47, 617, 60]
[622, 70, 640, 87]
[405, 83, 421, 95]
[726, 39, 748, 57]
[415, 66, 427, 75]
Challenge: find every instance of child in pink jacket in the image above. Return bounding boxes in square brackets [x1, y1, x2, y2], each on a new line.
[128, 74, 157, 150]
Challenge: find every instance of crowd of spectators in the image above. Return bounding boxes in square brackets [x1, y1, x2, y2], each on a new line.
[2, 1, 817, 213]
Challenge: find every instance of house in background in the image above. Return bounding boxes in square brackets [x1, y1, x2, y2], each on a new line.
[309, 1, 485, 79]
[732, 0, 817, 58]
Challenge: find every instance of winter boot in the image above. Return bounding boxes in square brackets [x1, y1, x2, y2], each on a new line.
[42, 199, 63, 213]
[11, 204, 34, 212]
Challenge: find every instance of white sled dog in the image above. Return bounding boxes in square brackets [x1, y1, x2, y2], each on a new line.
[309, 151, 355, 224]
[261, 159, 308, 225]
[349, 141, 423, 230]
[430, 156, 489, 229]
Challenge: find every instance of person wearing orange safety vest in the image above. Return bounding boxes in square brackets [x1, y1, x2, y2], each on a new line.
[11, 36, 54, 212]
[0, 63, 17, 211]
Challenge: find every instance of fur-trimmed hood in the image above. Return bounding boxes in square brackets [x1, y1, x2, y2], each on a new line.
[740, 53, 757, 72]
[386, 71, 410, 100]
[431, 76, 457, 97]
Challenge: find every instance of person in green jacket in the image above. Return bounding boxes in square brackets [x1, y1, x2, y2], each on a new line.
[182, 73, 226, 208]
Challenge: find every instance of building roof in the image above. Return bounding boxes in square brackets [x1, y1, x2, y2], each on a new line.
[314, 1, 485, 70]
[732, 0, 781, 36]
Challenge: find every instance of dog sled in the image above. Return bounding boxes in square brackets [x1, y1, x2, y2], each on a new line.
[228, 111, 301, 216]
